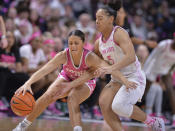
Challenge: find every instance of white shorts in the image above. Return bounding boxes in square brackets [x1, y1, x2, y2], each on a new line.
[112, 70, 146, 104]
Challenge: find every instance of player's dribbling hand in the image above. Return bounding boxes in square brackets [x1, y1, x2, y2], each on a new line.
[15, 83, 33, 96]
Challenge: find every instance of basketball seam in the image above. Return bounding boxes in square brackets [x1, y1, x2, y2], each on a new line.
[13, 96, 32, 108]
[11, 105, 32, 112]
[26, 93, 35, 109]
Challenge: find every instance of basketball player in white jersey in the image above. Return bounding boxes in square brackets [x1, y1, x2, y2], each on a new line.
[58, 1, 165, 131]
[144, 32, 175, 127]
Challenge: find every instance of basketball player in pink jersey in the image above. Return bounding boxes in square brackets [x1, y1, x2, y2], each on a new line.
[12, 30, 135, 131]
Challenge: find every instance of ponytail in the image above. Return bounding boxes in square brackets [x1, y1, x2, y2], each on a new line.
[108, 0, 122, 12]
[99, 0, 122, 23]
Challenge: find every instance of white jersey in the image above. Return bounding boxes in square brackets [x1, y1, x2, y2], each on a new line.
[98, 26, 142, 77]
[20, 44, 46, 69]
[144, 39, 175, 81]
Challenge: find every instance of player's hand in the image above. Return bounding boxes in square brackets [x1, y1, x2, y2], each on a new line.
[15, 83, 33, 96]
[123, 80, 138, 91]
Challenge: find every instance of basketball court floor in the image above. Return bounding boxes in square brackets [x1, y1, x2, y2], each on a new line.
[0, 113, 174, 131]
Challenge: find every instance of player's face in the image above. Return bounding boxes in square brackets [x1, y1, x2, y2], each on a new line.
[96, 9, 113, 32]
[68, 35, 84, 55]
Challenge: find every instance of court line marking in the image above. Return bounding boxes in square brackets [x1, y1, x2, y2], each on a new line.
[41, 116, 172, 128]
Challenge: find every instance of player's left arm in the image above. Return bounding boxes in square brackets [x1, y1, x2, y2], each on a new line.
[110, 28, 136, 71]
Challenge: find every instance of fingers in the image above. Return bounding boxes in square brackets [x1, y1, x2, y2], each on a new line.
[15, 86, 33, 96]
[23, 88, 27, 96]
[128, 82, 137, 89]
[15, 88, 22, 95]
[94, 68, 104, 77]
[29, 88, 33, 95]
[126, 82, 138, 91]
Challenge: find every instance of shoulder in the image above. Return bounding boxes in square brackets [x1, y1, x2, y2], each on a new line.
[20, 44, 31, 52]
[86, 51, 101, 66]
[19, 45, 31, 56]
[159, 39, 172, 45]
[86, 51, 96, 60]
[158, 39, 172, 48]
[55, 49, 67, 60]
[113, 26, 131, 44]
[114, 26, 129, 37]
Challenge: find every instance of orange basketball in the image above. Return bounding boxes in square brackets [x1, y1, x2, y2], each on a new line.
[10, 92, 35, 116]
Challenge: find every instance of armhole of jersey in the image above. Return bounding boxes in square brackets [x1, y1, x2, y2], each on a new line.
[94, 39, 101, 57]
[63, 49, 68, 66]
[85, 51, 92, 67]
[113, 26, 120, 46]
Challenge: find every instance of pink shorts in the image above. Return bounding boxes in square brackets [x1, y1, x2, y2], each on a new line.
[58, 70, 96, 95]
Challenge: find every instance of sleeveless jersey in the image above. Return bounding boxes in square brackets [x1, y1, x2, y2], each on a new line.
[98, 26, 142, 77]
[144, 39, 175, 80]
[61, 48, 91, 81]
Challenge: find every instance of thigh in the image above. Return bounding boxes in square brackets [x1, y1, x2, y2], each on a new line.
[68, 83, 91, 105]
[45, 77, 68, 99]
[99, 81, 121, 107]
[114, 79, 145, 105]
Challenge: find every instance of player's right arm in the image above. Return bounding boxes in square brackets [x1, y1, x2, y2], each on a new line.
[15, 50, 67, 95]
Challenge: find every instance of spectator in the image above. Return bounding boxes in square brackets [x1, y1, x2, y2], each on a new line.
[0, 31, 29, 106]
[144, 33, 175, 127]
[116, 7, 157, 48]
[19, 32, 47, 94]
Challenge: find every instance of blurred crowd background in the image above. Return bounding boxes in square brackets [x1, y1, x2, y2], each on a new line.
[0, 0, 175, 126]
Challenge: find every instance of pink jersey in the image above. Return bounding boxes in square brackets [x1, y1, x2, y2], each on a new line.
[58, 48, 96, 94]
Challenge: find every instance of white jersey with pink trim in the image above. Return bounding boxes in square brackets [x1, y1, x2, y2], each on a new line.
[98, 26, 142, 77]
[144, 39, 175, 81]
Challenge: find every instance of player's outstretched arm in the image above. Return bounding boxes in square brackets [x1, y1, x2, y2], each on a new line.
[15, 51, 66, 95]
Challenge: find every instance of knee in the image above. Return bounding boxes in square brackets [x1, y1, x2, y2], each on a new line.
[112, 101, 133, 118]
[67, 93, 78, 106]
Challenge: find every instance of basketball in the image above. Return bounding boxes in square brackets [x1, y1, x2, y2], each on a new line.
[10, 92, 35, 116]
